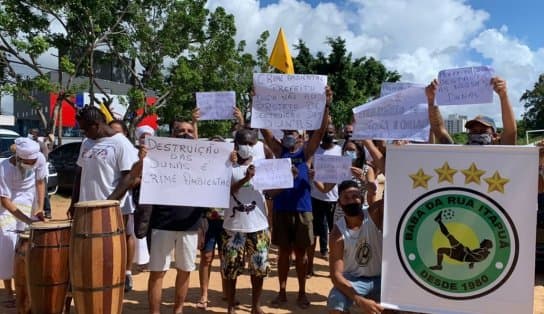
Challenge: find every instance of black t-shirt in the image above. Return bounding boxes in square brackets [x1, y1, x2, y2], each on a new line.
[150, 205, 203, 231]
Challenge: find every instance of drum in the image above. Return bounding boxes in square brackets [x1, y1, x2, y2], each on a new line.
[14, 231, 30, 314]
[27, 220, 71, 314]
[70, 200, 126, 314]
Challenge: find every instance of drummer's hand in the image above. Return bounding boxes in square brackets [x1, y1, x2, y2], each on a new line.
[34, 211, 46, 222]
[67, 204, 75, 219]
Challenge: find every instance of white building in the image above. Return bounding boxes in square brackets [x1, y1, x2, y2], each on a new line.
[445, 114, 468, 134]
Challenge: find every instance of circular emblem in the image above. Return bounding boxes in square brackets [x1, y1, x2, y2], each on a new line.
[396, 187, 518, 299]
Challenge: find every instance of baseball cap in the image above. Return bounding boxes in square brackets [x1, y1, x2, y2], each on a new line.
[465, 115, 496, 132]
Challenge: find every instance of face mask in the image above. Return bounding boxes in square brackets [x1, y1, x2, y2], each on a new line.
[282, 135, 297, 149]
[177, 133, 194, 139]
[343, 203, 363, 217]
[344, 132, 352, 140]
[322, 133, 334, 143]
[344, 151, 357, 160]
[20, 163, 35, 170]
[237, 145, 253, 160]
[467, 133, 493, 145]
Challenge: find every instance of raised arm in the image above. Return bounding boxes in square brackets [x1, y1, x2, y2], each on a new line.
[192, 107, 200, 140]
[260, 129, 283, 157]
[361, 140, 385, 175]
[426, 79, 454, 144]
[493, 77, 517, 145]
[304, 86, 333, 159]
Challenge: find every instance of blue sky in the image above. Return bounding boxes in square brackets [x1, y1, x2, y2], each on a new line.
[207, 0, 544, 123]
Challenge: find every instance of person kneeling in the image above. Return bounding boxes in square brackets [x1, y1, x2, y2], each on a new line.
[328, 180, 385, 314]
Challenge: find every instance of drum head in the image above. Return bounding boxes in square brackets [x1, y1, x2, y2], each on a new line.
[74, 200, 120, 208]
[19, 231, 30, 239]
[30, 220, 72, 229]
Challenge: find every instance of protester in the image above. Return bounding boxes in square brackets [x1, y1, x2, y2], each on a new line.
[328, 180, 384, 314]
[0, 138, 47, 310]
[222, 128, 270, 314]
[308, 123, 342, 277]
[260, 85, 333, 309]
[426, 76, 517, 145]
[109, 119, 139, 292]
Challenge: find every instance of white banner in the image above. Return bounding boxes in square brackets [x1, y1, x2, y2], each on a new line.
[139, 136, 234, 208]
[352, 87, 429, 142]
[251, 73, 327, 130]
[380, 82, 425, 97]
[313, 154, 352, 183]
[382, 144, 538, 314]
[252, 158, 293, 190]
[436, 66, 495, 106]
[196, 91, 236, 120]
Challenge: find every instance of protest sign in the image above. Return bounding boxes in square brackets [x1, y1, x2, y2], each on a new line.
[139, 136, 234, 208]
[313, 154, 352, 183]
[251, 73, 327, 130]
[196, 91, 236, 120]
[380, 82, 425, 97]
[252, 158, 293, 190]
[352, 87, 429, 142]
[381, 144, 537, 314]
[436, 66, 494, 106]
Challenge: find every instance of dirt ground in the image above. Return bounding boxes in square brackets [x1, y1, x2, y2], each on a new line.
[1, 194, 543, 313]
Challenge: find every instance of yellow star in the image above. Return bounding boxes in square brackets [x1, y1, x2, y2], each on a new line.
[461, 163, 486, 185]
[484, 171, 510, 193]
[434, 162, 458, 183]
[409, 168, 433, 189]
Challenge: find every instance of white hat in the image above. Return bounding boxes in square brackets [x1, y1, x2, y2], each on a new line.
[135, 125, 155, 139]
[14, 137, 40, 160]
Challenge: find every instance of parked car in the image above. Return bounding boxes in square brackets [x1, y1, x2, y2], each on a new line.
[48, 141, 82, 191]
[0, 129, 58, 195]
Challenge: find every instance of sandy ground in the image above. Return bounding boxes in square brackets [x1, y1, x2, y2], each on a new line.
[1, 193, 543, 313]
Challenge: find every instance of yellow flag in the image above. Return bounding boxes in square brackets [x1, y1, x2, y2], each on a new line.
[99, 102, 114, 123]
[269, 28, 295, 74]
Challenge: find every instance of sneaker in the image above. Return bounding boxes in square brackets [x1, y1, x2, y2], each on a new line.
[124, 274, 133, 292]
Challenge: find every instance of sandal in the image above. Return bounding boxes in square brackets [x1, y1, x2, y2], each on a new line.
[196, 299, 209, 310]
[296, 297, 310, 309]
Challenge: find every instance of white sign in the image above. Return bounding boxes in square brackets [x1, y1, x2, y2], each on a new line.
[381, 144, 537, 314]
[196, 91, 236, 120]
[380, 82, 425, 97]
[252, 158, 293, 190]
[437, 66, 495, 106]
[139, 136, 234, 208]
[251, 73, 327, 130]
[352, 87, 429, 142]
[313, 154, 352, 183]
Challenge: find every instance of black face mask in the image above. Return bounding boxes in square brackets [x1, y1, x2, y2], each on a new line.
[322, 133, 334, 143]
[177, 133, 194, 139]
[344, 132, 352, 140]
[343, 203, 363, 217]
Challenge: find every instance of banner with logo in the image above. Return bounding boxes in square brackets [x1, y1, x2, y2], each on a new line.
[381, 144, 538, 314]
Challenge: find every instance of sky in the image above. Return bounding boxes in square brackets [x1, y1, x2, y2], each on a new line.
[206, 0, 544, 125]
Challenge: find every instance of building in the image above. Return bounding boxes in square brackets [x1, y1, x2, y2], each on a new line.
[444, 114, 468, 134]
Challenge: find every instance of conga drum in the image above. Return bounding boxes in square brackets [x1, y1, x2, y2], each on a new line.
[70, 200, 126, 314]
[14, 231, 30, 314]
[27, 220, 71, 314]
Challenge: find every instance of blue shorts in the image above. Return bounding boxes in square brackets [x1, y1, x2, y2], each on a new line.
[327, 273, 381, 311]
[202, 219, 224, 253]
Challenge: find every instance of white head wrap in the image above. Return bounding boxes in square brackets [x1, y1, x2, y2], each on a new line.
[135, 125, 155, 139]
[15, 137, 40, 160]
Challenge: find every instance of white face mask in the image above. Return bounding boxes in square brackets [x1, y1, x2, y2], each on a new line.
[237, 145, 254, 160]
[19, 162, 36, 170]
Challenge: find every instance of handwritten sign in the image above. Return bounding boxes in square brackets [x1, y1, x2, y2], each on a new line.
[196, 91, 236, 120]
[352, 87, 430, 142]
[139, 136, 234, 208]
[251, 73, 327, 130]
[252, 158, 293, 190]
[436, 66, 494, 106]
[381, 82, 425, 97]
[313, 154, 352, 183]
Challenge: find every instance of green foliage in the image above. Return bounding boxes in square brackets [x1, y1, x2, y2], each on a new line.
[521, 74, 544, 131]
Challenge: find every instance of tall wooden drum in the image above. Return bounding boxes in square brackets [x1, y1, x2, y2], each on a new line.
[27, 220, 71, 314]
[70, 200, 126, 314]
[14, 231, 30, 314]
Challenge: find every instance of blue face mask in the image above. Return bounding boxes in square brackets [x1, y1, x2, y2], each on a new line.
[282, 135, 297, 149]
[344, 150, 357, 160]
[468, 133, 493, 145]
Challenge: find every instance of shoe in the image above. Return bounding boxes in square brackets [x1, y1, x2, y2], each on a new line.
[321, 252, 329, 260]
[124, 274, 133, 292]
[45, 212, 52, 219]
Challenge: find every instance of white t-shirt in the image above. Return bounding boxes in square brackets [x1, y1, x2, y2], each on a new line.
[311, 144, 342, 202]
[223, 164, 268, 233]
[77, 133, 138, 206]
[0, 155, 47, 231]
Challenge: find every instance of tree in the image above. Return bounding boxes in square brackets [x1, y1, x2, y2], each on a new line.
[521, 74, 544, 131]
